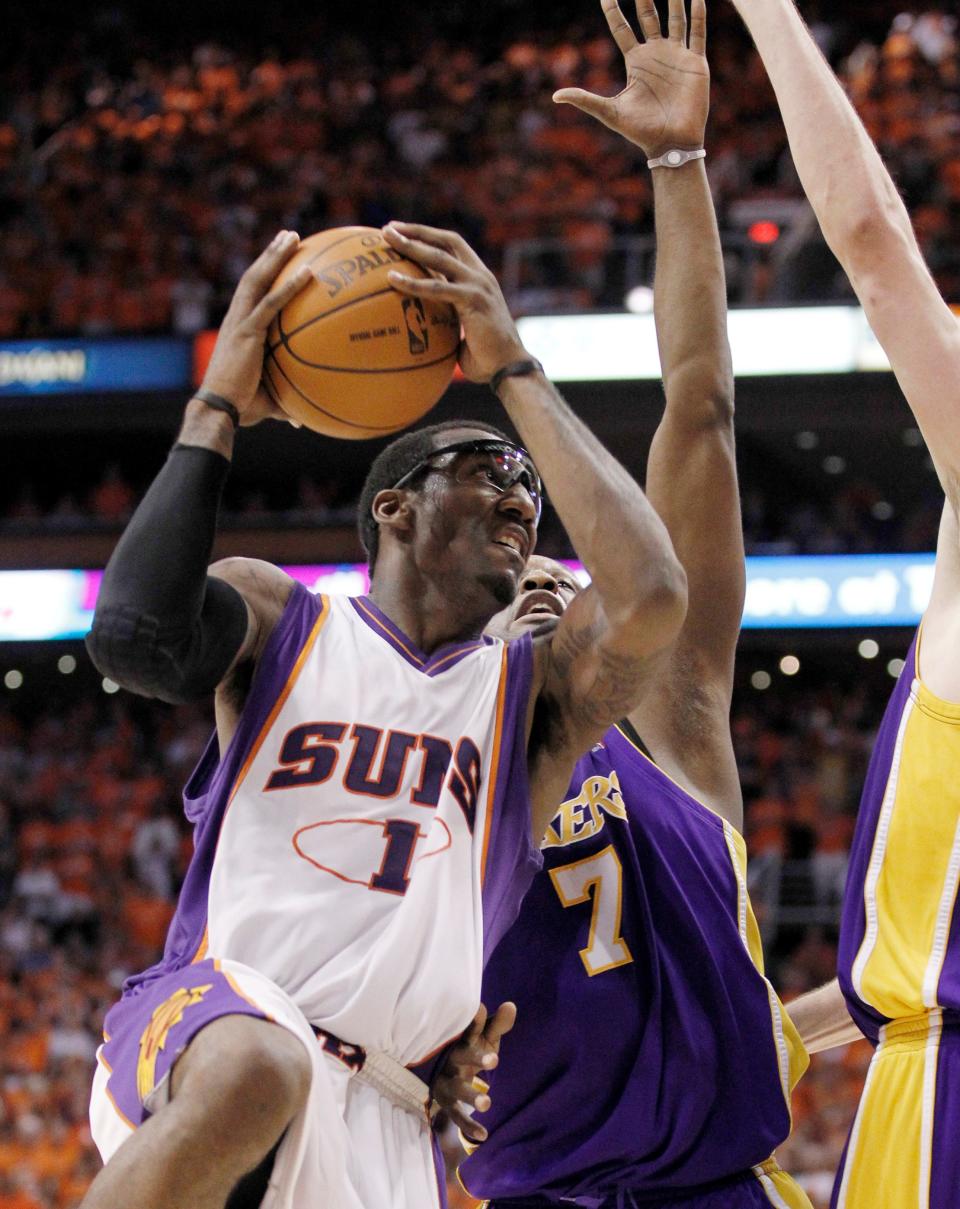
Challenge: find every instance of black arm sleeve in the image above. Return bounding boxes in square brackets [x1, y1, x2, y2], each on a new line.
[85, 444, 250, 704]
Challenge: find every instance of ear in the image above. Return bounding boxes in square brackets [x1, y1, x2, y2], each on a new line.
[371, 488, 416, 538]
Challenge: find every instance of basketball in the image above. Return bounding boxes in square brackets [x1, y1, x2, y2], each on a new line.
[263, 226, 461, 438]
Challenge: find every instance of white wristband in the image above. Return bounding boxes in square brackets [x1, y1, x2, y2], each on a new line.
[646, 148, 707, 170]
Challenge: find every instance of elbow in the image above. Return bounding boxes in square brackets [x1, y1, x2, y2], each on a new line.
[652, 554, 689, 641]
[830, 193, 912, 274]
[665, 369, 736, 432]
[621, 553, 688, 655]
[85, 608, 204, 704]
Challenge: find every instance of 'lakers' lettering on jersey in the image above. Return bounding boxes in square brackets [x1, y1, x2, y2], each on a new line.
[461, 724, 807, 1202]
[123, 586, 540, 1068]
[839, 631, 960, 1038]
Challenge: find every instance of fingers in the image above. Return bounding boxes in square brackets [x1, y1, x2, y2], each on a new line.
[552, 88, 618, 129]
[484, 1001, 517, 1047]
[450, 1075, 491, 1108]
[383, 225, 471, 283]
[240, 230, 302, 297]
[600, 0, 639, 55]
[384, 221, 487, 273]
[667, 0, 687, 44]
[386, 270, 461, 304]
[250, 263, 313, 328]
[448, 1104, 488, 1143]
[689, 0, 707, 55]
[463, 1004, 488, 1046]
[634, 0, 663, 41]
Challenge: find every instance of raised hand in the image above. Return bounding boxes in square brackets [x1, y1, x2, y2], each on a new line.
[200, 230, 312, 426]
[554, 0, 709, 158]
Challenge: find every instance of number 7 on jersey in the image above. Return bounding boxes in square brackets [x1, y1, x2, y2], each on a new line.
[549, 845, 633, 976]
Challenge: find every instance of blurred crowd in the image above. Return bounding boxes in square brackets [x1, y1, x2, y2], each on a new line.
[0, 457, 945, 559]
[1, 5, 959, 337]
[0, 660, 895, 1207]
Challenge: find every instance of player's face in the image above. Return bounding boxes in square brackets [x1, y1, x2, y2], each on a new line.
[408, 427, 541, 608]
[486, 555, 581, 639]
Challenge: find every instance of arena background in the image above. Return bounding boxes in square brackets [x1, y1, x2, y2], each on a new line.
[1, 0, 957, 1204]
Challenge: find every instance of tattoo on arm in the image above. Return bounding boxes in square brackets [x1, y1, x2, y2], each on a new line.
[551, 621, 650, 737]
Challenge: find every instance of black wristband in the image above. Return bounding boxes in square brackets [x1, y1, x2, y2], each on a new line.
[194, 388, 240, 429]
[489, 358, 544, 396]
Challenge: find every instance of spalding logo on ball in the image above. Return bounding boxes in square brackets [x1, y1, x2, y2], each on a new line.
[263, 227, 461, 439]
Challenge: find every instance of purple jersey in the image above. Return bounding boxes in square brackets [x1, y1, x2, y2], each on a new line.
[460, 722, 807, 1202]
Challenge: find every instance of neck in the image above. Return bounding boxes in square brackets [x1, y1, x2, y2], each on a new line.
[369, 554, 494, 653]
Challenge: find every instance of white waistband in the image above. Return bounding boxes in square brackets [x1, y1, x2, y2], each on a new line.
[353, 1047, 433, 1122]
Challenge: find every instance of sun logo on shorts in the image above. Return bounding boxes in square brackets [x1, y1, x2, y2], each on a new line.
[136, 984, 213, 1103]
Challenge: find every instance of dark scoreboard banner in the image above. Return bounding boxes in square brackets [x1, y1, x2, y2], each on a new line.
[0, 338, 192, 397]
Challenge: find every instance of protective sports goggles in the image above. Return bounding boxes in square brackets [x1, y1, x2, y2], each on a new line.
[392, 438, 543, 522]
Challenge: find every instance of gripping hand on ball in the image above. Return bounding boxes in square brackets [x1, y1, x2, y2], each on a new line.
[553, 0, 709, 158]
[200, 231, 313, 426]
[382, 223, 528, 384]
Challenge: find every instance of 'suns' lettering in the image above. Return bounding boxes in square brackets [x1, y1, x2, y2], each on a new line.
[264, 722, 480, 829]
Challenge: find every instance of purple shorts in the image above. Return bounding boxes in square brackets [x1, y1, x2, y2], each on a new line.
[97, 957, 269, 1129]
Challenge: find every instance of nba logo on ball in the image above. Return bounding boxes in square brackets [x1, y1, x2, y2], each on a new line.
[263, 227, 460, 439]
[402, 298, 429, 356]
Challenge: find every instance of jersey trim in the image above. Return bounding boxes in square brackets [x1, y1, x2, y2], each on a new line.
[350, 595, 490, 675]
[614, 721, 745, 840]
[850, 689, 916, 1004]
[480, 644, 510, 888]
[189, 593, 331, 966]
[919, 1009, 942, 1206]
[228, 595, 331, 802]
[923, 824, 960, 1008]
[97, 1049, 136, 1132]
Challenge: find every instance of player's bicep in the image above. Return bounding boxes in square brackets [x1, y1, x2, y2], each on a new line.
[209, 558, 295, 673]
[852, 240, 960, 507]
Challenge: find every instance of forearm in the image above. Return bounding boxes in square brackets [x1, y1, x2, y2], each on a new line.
[731, 0, 912, 270]
[652, 162, 733, 412]
[786, 978, 863, 1054]
[645, 158, 743, 658]
[497, 375, 685, 641]
[86, 399, 249, 702]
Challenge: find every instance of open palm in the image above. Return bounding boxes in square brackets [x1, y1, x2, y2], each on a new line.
[554, 0, 709, 158]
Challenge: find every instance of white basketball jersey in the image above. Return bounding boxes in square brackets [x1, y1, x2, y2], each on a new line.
[135, 585, 539, 1068]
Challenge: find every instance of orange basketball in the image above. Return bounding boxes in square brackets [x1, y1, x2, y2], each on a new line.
[263, 227, 460, 438]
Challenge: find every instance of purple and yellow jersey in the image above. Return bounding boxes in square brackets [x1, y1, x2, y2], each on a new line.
[838, 631, 960, 1039]
[460, 722, 808, 1202]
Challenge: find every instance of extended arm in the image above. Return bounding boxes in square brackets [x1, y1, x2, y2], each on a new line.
[383, 222, 687, 830]
[729, 0, 960, 508]
[557, 0, 741, 813]
[786, 978, 863, 1054]
[86, 233, 310, 704]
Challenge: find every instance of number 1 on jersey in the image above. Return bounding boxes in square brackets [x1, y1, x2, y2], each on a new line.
[549, 845, 633, 976]
[370, 819, 420, 895]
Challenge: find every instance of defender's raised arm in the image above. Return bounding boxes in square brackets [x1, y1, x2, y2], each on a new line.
[555, 0, 743, 824]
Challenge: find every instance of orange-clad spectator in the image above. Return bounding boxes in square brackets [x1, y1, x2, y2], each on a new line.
[0, 1185, 45, 1209]
[121, 882, 174, 951]
[4, 1023, 49, 1075]
[20, 1121, 82, 1185]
